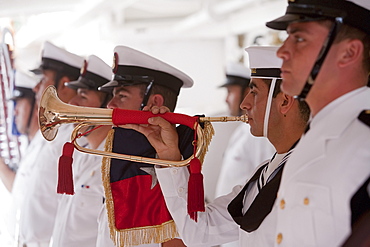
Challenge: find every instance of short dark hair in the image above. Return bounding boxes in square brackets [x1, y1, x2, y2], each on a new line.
[262, 78, 310, 123]
[318, 20, 370, 74]
[136, 83, 178, 112]
[336, 24, 370, 74]
[54, 70, 80, 88]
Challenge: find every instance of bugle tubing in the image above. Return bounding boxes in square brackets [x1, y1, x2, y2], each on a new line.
[39, 85, 248, 166]
[39, 85, 248, 141]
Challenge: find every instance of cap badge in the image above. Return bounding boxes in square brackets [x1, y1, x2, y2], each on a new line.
[112, 52, 119, 74]
[80, 60, 88, 76]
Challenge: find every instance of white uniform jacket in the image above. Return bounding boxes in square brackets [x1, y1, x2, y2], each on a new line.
[52, 140, 105, 247]
[156, 162, 280, 247]
[13, 125, 77, 246]
[216, 124, 275, 197]
[8, 131, 47, 244]
[274, 87, 370, 247]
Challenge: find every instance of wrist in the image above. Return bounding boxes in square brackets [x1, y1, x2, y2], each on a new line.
[157, 149, 181, 161]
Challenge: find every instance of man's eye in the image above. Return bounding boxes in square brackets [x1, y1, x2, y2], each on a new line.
[295, 36, 304, 42]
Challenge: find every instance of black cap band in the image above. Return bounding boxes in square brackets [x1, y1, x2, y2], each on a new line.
[33, 57, 81, 79]
[67, 71, 110, 91]
[251, 68, 281, 78]
[114, 65, 184, 95]
[10, 87, 35, 101]
[220, 75, 250, 87]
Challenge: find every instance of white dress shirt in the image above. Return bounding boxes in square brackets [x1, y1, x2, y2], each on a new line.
[52, 140, 105, 247]
[11, 125, 81, 246]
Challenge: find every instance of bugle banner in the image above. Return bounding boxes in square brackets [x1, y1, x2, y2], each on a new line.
[102, 123, 206, 246]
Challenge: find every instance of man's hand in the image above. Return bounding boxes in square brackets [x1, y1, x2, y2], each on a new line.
[121, 106, 181, 161]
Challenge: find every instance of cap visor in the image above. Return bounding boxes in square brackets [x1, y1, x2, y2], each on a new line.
[267, 13, 327, 30]
[65, 80, 89, 90]
[30, 66, 43, 75]
[267, 14, 305, 30]
[98, 80, 120, 92]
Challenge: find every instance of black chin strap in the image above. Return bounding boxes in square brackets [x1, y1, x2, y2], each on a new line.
[295, 17, 343, 101]
[140, 81, 154, 110]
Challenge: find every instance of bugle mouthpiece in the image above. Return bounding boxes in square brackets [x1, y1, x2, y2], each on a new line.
[199, 115, 248, 123]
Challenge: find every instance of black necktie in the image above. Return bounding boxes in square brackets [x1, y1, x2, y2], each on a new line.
[228, 140, 298, 232]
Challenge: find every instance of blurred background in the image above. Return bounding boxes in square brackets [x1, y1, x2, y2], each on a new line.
[0, 0, 287, 245]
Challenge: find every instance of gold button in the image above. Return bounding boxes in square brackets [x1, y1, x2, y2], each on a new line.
[304, 197, 309, 205]
[280, 199, 285, 209]
[276, 233, 283, 244]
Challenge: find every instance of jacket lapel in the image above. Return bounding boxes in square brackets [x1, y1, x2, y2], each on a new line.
[228, 164, 284, 232]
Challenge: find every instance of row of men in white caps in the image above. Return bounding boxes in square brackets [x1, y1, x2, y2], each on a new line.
[5, 0, 370, 246]
[6, 40, 193, 247]
[5, 41, 276, 247]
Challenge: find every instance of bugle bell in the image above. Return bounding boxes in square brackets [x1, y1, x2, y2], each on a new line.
[39, 85, 248, 167]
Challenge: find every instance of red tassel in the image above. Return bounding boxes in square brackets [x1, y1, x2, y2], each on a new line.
[57, 142, 75, 195]
[187, 157, 205, 222]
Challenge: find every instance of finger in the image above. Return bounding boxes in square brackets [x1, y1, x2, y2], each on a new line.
[142, 106, 150, 111]
[151, 106, 160, 114]
[159, 106, 170, 114]
[148, 116, 173, 130]
[120, 124, 153, 137]
[119, 124, 140, 130]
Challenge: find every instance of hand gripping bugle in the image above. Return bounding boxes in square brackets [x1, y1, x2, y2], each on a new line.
[39, 85, 248, 166]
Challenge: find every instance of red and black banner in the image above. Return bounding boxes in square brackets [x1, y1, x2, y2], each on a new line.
[102, 125, 194, 246]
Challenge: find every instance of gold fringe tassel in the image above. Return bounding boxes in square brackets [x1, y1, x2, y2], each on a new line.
[101, 129, 178, 247]
[113, 220, 178, 247]
[198, 121, 215, 164]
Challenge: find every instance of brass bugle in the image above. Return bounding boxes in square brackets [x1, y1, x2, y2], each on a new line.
[39, 85, 248, 167]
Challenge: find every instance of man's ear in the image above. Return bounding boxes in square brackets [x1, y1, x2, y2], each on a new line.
[56, 76, 77, 103]
[280, 93, 295, 115]
[147, 94, 164, 108]
[56, 76, 71, 91]
[338, 39, 363, 68]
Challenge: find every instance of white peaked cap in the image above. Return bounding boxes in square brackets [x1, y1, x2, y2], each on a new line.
[9, 70, 38, 100]
[41, 41, 84, 70]
[31, 41, 84, 78]
[66, 55, 112, 90]
[245, 46, 282, 79]
[14, 70, 39, 89]
[219, 62, 250, 88]
[100, 46, 193, 95]
[85, 55, 112, 81]
[266, 0, 370, 35]
[226, 62, 250, 79]
[349, 0, 370, 9]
